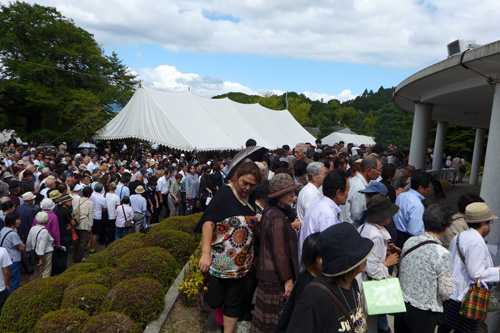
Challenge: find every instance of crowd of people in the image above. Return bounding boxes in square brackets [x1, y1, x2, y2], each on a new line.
[0, 135, 498, 333]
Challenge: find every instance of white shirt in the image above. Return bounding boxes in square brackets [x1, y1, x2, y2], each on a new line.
[71, 193, 81, 210]
[0, 247, 12, 291]
[87, 161, 99, 173]
[298, 196, 341, 266]
[89, 192, 107, 220]
[157, 176, 170, 195]
[26, 225, 54, 256]
[296, 182, 322, 222]
[449, 228, 500, 302]
[340, 173, 368, 227]
[106, 192, 120, 220]
[358, 222, 391, 280]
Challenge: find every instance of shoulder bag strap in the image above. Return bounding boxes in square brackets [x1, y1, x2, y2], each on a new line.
[402, 240, 439, 259]
[456, 233, 466, 264]
[0, 229, 14, 247]
[309, 282, 355, 333]
[33, 227, 44, 252]
[121, 204, 130, 224]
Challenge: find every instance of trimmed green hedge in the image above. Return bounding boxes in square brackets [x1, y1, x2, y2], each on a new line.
[106, 237, 144, 266]
[160, 213, 202, 241]
[82, 311, 141, 333]
[62, 284, 109, 316]
[115, 247, 177, 291]
[0, 276, 72, 332]
[102, 277, 164, 329]
[34, 309, 88, 333]
[65, 267, 116, 294]
[144, 229, 196, 266]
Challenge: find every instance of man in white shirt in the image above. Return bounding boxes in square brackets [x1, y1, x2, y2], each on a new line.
[340, 154, 382, 227]
[86, 155, 99, 173]
[296, 162, 327, 222]
[106, 183, 121, 244]
[0, 246, 11, 313]
[298, 169, 349, 265]
[157, 168, 171, 219]
[89, 183, 107, 254]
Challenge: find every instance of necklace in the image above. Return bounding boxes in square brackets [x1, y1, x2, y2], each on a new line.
[337, 284, 361, 328]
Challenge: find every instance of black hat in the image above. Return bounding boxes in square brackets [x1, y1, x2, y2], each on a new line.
[366, 194, 399, 223]
[8, 180, 20, 190]
[317, 222, 374, 277]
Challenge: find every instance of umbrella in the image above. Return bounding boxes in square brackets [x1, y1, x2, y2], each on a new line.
[78, 142, 97, 149]
[37, 142, 56, 149]
[226, 146, 268, 180]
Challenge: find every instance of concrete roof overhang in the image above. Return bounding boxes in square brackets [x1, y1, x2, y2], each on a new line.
[393, 40, 500, 129]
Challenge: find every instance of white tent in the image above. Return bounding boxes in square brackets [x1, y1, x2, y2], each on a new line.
[321, 131, 376, 147]
[96, 86, 316, 151]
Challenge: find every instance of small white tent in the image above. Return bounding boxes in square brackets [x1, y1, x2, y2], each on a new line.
[321, 132, 376, 147]
[96, 86, 316, 151]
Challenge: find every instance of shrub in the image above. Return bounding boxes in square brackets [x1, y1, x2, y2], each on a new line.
[65, 267, 116, 294]
[115, 247, 177, 290]
[34, 309, 89, 333]
[101, 277, 164, 329]
[0, 277, 71, 332]
[144, 229, 196, 266]
[62, 262, 100, 275]
[82, 311, 141, 333]
[121, 232, 146, 242]
[106, 237, 143, 266]
[85, 250, 112, 268]
[62, 284, 109, 316]
[160, 213, 202, 239]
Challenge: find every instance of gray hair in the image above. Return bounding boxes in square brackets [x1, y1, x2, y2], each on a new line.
[295, 143, 307, 153]
[307, 162, 325, 179]
[36, 211, 49, 224]
[423, 203, 453, 233]
[254, 162, 267, 176]
[360, 154, 380, 172]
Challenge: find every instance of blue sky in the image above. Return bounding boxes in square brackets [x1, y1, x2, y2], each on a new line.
[26, 0, 500, 102]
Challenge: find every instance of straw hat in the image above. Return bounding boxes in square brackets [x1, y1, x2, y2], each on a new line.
[21, 191, 36, 201]
[48, 190, 61, 200]
[135, 185, 145, 194]
[464, 202, 498, 223]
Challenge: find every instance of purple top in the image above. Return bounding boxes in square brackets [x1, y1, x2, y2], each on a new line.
[33, 211, 61, 246]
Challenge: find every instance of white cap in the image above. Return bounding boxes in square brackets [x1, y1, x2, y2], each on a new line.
[72, 184, 83, 192]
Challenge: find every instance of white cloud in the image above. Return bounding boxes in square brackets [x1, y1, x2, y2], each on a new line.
[137, 65, 259, 97]
[303, 90, 358, 103]
[25, 0, 500, 68]
[136, 65, 356, 104]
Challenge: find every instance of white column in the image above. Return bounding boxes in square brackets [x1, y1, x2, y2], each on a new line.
[408, 103, 433, 170]
[483, 84, 500, 246]
[432, 121, 448, 177]
[469, 128, 485, 186]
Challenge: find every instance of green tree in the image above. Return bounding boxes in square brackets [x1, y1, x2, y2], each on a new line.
[0, 1, 138, 141]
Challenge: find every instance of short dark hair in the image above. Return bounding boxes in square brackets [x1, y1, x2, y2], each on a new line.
[322, 169, 347, 198]
[457, 193, 484, 214]
[5, 212, 20, 227]
[121, 196, 130, 205]
[301, 232, 321, 270]
[315, 139, 322, 144]
[381, 163, 396, 181]
[410, 170, 433, 191]
[423, 203, 453, 233]
[82, 186, 93, 198]
[245, 138, 257, 147]
[1, 200, 14, 212]
[293, 160, 307, 178]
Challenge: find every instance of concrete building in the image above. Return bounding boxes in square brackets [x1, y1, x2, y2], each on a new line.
[393, 40, 500, 253]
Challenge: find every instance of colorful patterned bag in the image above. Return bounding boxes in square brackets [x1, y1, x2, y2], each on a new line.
[460, 278, 490, 322]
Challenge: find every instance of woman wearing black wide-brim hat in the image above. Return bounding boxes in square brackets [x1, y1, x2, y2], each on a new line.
[286, 222, 374, 333]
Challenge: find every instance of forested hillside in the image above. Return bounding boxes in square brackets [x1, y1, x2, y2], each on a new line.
[213, 87, 476, 157]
